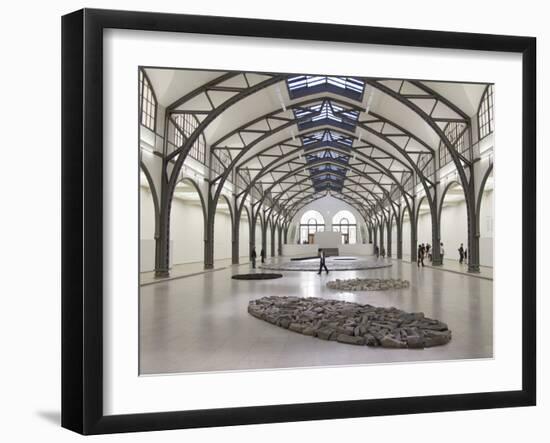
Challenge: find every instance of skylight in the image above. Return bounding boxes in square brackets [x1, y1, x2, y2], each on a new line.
[287, 75, 365, 101]
[293, 100, 359, 131]
[305, 149, 350, 164]
[301, 129, 354, 149]
[304, 144, 351, 193]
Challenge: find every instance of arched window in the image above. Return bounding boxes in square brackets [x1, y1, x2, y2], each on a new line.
[299, 210, 325, 244]
[172, 114, 206, 164]
[438, 122, 467, 167]
[332, 210, 357, 244]
[139, 70, 157, 131]
[478, 85, 494, 140]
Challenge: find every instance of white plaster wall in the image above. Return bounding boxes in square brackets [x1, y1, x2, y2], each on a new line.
[290, 196, 367, 244]
[340, 243, 374, 255]
[315, 231, 342, 248]
[141, 188, 208, 271]
[391, 222, 398, 255]
[213, 208, 232, 261]
[402, 216, 411, 258]
[416, 202, 432, 248]
[440, 199, 468, 262]
[479, 189, 494, 267]
[282, 244, 319, 256]
[171, 198, 205, 265]
[239, 216, 250, 260]
[401, 192, 494, 267]
[254, 222, 262, 254]
[140, 185, 155, 240]
[274, 227, 279, 256]
[266, 224, 272, 257]
[140, 185, 156, 272]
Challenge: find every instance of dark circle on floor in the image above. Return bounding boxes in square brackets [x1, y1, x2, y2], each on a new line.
[232, 273, 283, 280]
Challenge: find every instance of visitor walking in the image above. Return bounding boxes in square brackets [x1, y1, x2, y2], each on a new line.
[440, 242, 445, 264]
[426, 243, 432, 261]
[251, 247, 257, 269]
[458, 243, 465, 264]
[464, 248, 468, 263]
[374, 245, 379, 258]
[260, 248, 266, 264]
[317, 249, 329, 275]
[417, 244, 425, 267]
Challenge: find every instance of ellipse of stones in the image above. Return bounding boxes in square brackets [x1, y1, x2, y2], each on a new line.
[248, 296, 452, 349]
[326, 278, 410, 291]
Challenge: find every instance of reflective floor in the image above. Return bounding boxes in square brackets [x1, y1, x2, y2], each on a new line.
[259, 256, 393, 271]
[401, 254, 493, 280]
[139, 258, 493, 375]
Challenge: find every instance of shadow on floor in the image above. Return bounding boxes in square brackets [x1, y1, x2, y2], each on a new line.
[36, 410, 60, 426]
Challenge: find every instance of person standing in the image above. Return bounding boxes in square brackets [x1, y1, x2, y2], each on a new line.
[426, 243, 432, 261]
[251, 247, 257, 269]
[381, 247, 386, 259]
[464, 248, 468, 263]
[417, 244, 425, 267]
[458, 243, 465, 264]
[374, 245, 379, 258]
[318, 249, 329, 275]
[260, 248, 266, 264]
[440, 242, 445, 264]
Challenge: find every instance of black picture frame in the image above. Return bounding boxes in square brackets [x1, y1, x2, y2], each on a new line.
[61, 8, 536, 435]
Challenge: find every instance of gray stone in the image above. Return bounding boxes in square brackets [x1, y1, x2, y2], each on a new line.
[380, 335, 407, 348]
[279, 318, 290, 329]
[336, 334, 366, 346]
[248, 296, 451, 349]
[406, 335, 425, 349]
[316, 327, 335, 340]
[364, 334, 379, 347]
[424, 330, 452, 347]
[288, 323, 305, 333]
[326, 278, 411, 292]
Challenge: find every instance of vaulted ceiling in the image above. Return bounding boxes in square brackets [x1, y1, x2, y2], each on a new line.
[145, 69, 489, 223]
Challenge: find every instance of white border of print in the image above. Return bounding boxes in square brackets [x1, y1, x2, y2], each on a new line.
[103, 28, 522, 415]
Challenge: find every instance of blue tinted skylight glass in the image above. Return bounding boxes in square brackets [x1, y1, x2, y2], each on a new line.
[287, 76, 365, 100]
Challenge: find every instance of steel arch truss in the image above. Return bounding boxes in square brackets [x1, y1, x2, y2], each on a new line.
[148, 71, 486, 275]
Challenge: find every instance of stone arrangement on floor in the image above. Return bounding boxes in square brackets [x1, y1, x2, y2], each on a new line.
[248, 296, 451, 348]
[326, 278, 410, 291]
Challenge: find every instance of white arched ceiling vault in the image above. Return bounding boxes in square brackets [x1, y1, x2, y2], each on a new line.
[143, 68, 492, 234]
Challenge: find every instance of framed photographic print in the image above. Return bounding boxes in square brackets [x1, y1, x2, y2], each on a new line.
[61, 8, 536, 435]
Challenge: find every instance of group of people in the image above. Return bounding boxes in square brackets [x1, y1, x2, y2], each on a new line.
[373, 245, 386, 259]
[250, 247, 267, 269]
[417, 242, 469, 267]
[251, 241, 468, 273]
[417, 242, 445, 267]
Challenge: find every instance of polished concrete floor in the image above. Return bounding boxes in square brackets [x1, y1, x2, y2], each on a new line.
[401, 254, 493, 279]
[139, 257, 493, 375]
[140, 258, 249, 286]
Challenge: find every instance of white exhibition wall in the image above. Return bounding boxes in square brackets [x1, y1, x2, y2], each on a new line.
[141, 183, 494, 270]
[402, 189, 494, 267]
[239, 214, 250, 260]
[290, 196, 367, 244]
[140, 184, 249, 272]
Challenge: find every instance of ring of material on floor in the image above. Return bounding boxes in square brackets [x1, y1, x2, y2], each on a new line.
[232, 273, 283, 280]
[260, 256, 392, 271]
